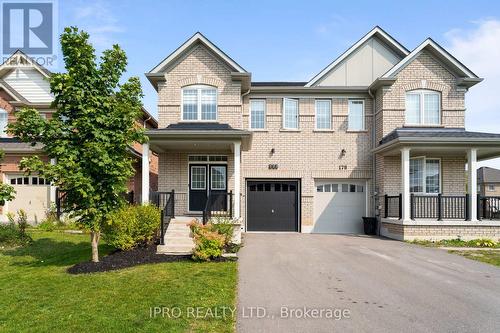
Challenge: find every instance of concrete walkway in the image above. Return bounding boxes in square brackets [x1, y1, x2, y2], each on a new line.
[237, 233, 500, 333]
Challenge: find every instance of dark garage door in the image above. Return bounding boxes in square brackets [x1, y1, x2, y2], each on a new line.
[247, 180, 299, 232]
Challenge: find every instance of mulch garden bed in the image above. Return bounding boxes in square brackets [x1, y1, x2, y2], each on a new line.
[67, 243, 235, 274]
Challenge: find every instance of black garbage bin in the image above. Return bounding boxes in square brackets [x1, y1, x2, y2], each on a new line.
[362, 217, 377, 235]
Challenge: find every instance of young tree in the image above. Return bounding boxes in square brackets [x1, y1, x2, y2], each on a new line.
[8, 27, 146, 262]
[0, 150, 15, 205]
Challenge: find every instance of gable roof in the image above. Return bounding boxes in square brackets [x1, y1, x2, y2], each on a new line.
[147, 32, 247, 75]
[0, 50, 51, 78]
[478, 167, 500, 184]
[305, 26, 410, 87]
[381, 38, 481, 83]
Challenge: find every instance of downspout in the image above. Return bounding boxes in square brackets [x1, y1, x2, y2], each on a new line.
[368, 87, 379, 235]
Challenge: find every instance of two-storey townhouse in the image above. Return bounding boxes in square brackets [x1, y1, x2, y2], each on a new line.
[144, 27, 500, 250]
[0, 51, 159, 222]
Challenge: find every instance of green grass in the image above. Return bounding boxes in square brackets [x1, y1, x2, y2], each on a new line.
[0, 231, 237, 333]
[448, 250, 500, 267]
[409, 238, 500, 248]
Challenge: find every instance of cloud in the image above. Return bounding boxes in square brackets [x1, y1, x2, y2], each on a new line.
[315, 14, 349, 36]
[445, 19, 500, 168]
[72, 1, 124, 49]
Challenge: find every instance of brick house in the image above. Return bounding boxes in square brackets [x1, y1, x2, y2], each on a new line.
[0, 51, 158, 222]
[478, 167, 500, 197]
[141, 27, 499, 245]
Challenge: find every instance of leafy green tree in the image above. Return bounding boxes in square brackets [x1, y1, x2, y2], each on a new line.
[0, 151, 15, 205]
[8, 27, 146, 262]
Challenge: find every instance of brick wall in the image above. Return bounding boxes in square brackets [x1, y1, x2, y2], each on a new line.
[375, 50, 466, 142]
[381, 222, 500, 241]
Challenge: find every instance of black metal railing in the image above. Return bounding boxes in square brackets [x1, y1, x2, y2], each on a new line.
[151, 191, 175, 245]
[202, 191, 233, 224]
[410, 193, 468, 220]
[478, 195, 500, 220]
[384, 194, 402, 219]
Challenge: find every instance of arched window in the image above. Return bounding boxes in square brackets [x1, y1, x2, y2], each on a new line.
[0, 109, 8, 137]
[182, 85, 217, 121]
[405, 90, 441, 125]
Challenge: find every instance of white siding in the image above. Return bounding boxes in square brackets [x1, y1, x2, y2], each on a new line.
[317, 37, 402, 87]
[3, 68, 52, 103]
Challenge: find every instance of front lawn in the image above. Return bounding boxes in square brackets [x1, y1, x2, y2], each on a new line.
[0, 231, 237, 333]
[448, 250, 500, 267]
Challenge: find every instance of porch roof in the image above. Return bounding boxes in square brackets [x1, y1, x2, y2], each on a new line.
[0, 137, 43, 153]
[146, 123, 252, 153]
[375, 127, 500, 160]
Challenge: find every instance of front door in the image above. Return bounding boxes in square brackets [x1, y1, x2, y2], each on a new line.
[189, 164, 227, 212]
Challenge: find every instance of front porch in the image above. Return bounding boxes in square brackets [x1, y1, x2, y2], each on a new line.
[141, 123, 251, 251]
[375, 128, 500, 241]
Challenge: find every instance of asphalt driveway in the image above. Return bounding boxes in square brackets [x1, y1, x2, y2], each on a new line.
[237, 233, 500, 333]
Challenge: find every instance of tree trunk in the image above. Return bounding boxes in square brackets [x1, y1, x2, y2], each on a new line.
[91, 231, 100, 262]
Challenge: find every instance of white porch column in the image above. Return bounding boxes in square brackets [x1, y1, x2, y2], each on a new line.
[141, 142, 150, 204]
[401, 147, 411, 221]
[49, 158, 57, 205]
[233, 141, 241, 219]
[468, 148, 478, 221]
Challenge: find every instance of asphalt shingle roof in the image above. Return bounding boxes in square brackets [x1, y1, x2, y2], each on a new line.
[380, 127, 500, 145]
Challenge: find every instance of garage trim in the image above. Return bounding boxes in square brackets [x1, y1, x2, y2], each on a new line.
[245, 178, 301, 233]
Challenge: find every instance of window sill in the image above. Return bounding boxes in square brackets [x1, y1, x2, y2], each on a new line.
[346, 130, 368, 133]
[249, 129, 268, 132]
[279, 129, 301, 132]
[313, 129, 335, 133]
[179, 120, 219, 123]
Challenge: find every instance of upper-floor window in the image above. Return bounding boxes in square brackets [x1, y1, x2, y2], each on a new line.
[348, 100, 364, 131]
[410, 157, 440, 194]
[0, 108, 7, 137]
[283, 98, 299, 130]
[488, 184, 495, 191]
[250, 99, 266, 130]
[315, 99, 332, 130]
[406, 90, 440, 125]
[182, 85, 217, 121]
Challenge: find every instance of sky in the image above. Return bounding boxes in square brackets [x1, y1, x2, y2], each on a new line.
[55, 0, 500, 168]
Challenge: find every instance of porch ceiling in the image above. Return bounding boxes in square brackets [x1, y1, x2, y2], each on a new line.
[146, 129, 252, 153]
[374, 141, 500, 161]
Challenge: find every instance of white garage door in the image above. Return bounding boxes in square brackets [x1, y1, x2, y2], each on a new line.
[313, 179, 366, 234]
[7, 175, 50, 222]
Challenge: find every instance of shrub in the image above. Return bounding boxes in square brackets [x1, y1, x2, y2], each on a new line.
[469, 239, 497, 248]
[188, 221, 225, 261]
[0, 210, 32, 247]
[38, 219, 56, 231]
[209, 216, 235, 245]
[102, 205, 160, 250]
[188, 218, 239, 261]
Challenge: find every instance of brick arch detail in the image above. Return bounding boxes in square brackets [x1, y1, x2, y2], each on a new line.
[177, 76, 225, 89]
[402, 80, 448, 93]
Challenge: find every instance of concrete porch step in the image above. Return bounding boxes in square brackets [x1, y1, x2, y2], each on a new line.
[163, 236, 195, 246]
[157, 216, 197, 255]
[157, 244, 194, 255]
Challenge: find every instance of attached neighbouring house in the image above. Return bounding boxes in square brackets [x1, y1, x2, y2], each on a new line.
[140, 26, 500, 249]
[0, 51, 159, 222]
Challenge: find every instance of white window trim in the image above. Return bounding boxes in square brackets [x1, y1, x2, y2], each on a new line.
[347, 99, 365, 131]
[181, 85, 218, 122]
[210, 165, 227, 190]
[190, 166, 207, 190]
[405, 90, 441, 126]
[0, 108, 8, 138]
[315, 99, 332, 130]
[410, 156, 442, 194]
[249, 99, 266, 130]
[282, 98, 299, 130]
